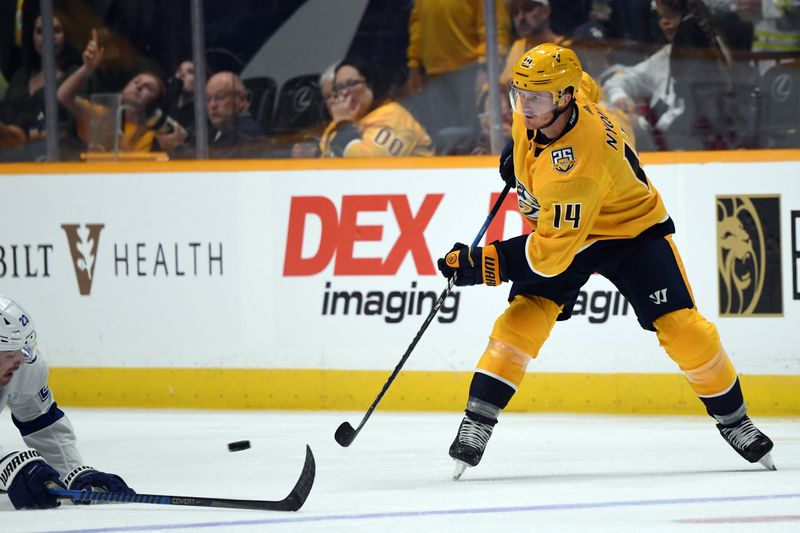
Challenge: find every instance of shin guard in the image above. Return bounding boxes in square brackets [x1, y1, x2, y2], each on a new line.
[655, 308, 743, 419]
[468, 294, 560, 410]
[475, 338, 531, 394]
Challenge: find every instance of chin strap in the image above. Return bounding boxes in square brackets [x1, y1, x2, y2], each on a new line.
[539, 102, 568, 130]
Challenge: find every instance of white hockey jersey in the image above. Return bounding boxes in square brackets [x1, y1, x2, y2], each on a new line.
[0, 352, 83, 477]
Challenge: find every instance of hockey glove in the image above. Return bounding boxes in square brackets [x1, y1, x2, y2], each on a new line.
[65, 466, 135, 503]
[499, 139, 516, 188]
[437, 242, 506, 287]
[0, 450, 66, 509]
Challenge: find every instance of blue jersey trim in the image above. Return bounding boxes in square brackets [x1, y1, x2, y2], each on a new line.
[12, 402, 65, 436]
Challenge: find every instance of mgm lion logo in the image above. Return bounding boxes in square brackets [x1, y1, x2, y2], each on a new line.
[716, 196, 782, 316]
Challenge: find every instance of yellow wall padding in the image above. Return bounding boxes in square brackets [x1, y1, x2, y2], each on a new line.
[48, 367, 799, 416]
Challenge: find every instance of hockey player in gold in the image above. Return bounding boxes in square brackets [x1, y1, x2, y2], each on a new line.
[437, 43, 775, 479]
[320, 59, 433, 158]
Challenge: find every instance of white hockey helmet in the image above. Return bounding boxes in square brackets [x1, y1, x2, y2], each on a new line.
[0, 294, 37, 359]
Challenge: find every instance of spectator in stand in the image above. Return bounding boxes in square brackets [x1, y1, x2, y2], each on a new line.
[668, 0, 735, 148]
[500, 0, 564, 85]
[437, 85, 513, 155]
[320, 65, 336, 122]
[700, 0, 800, 53]
[205, 71, 266, 159]
[3, 14, 80, 142]
[603, 3, 679, 141]
[57, 28, 177, 153]
[602, 0, 731, 150]
[698, 1, 752, 51]
[291, 63, 336, 158]
[166, 60, 196, 137]
[320, 58, 433, 157]
[152, 60, 198, 155]
[405, 0, 510, 141]
[730, 0, 800, 52]
[475, 87, 514, 154]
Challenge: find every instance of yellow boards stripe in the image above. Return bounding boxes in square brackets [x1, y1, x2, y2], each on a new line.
[3, 149, 800, 174]
[48, 368, 799, 416]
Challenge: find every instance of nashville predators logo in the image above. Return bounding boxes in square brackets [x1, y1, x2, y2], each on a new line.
[551, 147, 576, 173]
[445, 251, 460, 268]
[516, 182, 540, 222]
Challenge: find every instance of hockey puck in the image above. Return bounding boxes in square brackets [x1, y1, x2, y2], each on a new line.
[227, 440, 251, 452]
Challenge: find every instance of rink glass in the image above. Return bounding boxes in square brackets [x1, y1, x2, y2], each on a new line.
[0, 0, 797, 162]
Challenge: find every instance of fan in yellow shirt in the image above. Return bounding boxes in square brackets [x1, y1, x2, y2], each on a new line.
[405, 0, 511, 137]
[320, 59, 433, 157]
[437, 43, 775, 480]
[57, 28, 182, 155]
[499, 0, 565, 86]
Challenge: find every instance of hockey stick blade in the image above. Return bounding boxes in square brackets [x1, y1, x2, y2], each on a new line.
[334, 422, 356, 447]
[335, 183, 514, 448]
[49, 444, 315, 511]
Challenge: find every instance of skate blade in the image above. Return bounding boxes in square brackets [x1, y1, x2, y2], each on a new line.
[452, 460, 469, 480]
[758, 452, 777, 471]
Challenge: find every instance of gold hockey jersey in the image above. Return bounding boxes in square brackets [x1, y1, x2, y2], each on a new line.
[511, 99, 669, 278]
[320, 101, 434, 158]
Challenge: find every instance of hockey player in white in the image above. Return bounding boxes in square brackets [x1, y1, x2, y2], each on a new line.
[0, 294, 134, 509]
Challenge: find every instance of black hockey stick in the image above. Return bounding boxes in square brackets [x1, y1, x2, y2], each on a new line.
[48, 444, 315, 511]
[335, 182, 514, 447]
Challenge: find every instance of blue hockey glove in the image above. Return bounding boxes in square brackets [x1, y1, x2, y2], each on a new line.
[499, 139, 516, 187]
[65, 466, 135, 502]
[437, 242, 506, 287]
[0, 450, 66, 509]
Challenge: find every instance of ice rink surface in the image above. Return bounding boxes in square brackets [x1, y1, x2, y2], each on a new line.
[1, 409, 798, 532]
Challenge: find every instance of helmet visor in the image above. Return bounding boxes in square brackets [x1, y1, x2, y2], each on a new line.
[0, 344, 34, 361]
[0, 346, 30, 361]
[22, 344, 33, 360]
[508, 85, 557, 116]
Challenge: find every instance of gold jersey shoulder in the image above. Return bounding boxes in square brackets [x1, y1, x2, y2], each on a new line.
[511, 100, 668, 277]
[321, 101, 434, 157]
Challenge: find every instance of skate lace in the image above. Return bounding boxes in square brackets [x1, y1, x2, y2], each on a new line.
[722, 418, 761, 450]
[458, 417, 493, 450]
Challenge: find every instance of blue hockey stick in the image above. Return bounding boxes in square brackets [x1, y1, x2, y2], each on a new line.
[335, 182, 514, 447]
[48, 444, 315, 511]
